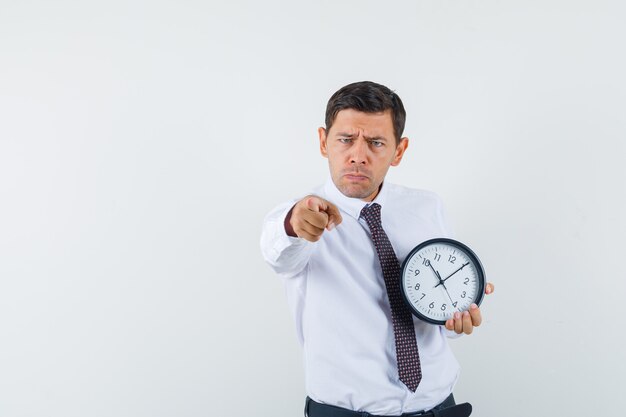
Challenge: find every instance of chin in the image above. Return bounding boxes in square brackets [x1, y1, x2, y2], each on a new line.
[337, 183, 375, 200]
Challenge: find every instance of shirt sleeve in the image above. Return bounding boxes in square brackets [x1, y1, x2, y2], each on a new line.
[260, 200, 315, 278]
[441, 325, 463, 339]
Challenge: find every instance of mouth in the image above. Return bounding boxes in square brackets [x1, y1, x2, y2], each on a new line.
[343, 173, 369, 182]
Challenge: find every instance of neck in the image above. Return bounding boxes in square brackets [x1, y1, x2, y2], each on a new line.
[361, 183, 383, 202]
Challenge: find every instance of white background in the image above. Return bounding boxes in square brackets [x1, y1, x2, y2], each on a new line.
[1, 1, 625, 416]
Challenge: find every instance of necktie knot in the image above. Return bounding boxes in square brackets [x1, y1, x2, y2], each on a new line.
[360, 203, 382, 230]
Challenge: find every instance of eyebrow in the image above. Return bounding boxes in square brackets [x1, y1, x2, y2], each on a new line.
[336, 132, 388, 142]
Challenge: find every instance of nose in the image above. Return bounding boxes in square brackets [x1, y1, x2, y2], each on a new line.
[350, 139, 367, 165]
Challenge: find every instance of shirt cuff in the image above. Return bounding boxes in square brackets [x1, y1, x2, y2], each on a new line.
[263, 201, 313, 264]
[441, 326, 464, 339]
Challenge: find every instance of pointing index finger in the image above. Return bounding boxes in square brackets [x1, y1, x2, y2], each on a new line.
[306, 196, 326, 213]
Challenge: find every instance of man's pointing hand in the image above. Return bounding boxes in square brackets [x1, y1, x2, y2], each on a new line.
[285, 195, 343, 242]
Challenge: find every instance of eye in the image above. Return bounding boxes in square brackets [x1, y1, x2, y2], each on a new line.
[370, 140, 384, 148]
[339, 138, 352, 144]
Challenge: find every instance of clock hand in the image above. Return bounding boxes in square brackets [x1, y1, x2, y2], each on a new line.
[434, 262, 469, 288]
[427, 261, 444, 285]
[441, 282, 456, 307]
[432, 271, 457, 309]
[429, 264, 454, 302]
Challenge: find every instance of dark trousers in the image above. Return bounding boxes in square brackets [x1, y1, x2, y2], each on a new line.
[305, 393, 457, 417]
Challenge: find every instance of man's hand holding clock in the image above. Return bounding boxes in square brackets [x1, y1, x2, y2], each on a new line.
[443, 282, 494, 335]
[435, 258, 495, 335]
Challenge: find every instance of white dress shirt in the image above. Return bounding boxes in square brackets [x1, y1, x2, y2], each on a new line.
[260, 178, 461, 415]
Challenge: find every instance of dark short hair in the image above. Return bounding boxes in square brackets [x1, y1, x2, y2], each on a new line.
[325, 81, 406, 144]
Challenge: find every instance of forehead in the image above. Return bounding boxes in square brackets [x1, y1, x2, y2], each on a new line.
[330, 109, 394, 136]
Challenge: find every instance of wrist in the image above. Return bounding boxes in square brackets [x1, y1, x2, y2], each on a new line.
[284, 205, 297, 237]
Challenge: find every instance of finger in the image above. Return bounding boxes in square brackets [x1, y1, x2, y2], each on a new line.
[304, 211, 329, 229]
[453, 312, 463, 334]
[305, 196, 327, 213]
[445, 319, 454, 331]
[298, 219, 325, 237]
[324, 202, 343, 230]
[462, 311, 473, 335]
[296, 229, 322, 242]
[469, 303, 482, 327]
[485, 282, 494, 294]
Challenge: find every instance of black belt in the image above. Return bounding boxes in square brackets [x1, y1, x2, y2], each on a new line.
[305, 394, 472, 417]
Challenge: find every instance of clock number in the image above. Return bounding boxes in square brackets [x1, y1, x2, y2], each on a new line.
[414, 283, 420, 291]
[461, 291, 466, 298]
[422, 259, 430, 266]
[429, 302, 435, 309]
[464, 278, 470, 285]
[441, 304, 446, 311]
[452, 301, 458, 308]
[414, 269, 420, 276]
[433, 253, 441, 262]
[420, 293, 426, 300]
[448, 255, 456, 264]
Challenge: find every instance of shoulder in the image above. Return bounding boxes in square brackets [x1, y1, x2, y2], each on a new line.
[384, 182, 454, 237]
[385, 182, 443, 207]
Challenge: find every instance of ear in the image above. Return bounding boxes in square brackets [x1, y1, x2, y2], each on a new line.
[318, 127, 329, 158]
[390, 137, 409, 166]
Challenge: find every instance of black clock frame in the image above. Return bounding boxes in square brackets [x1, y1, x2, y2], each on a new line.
[400, 238, 486, 325]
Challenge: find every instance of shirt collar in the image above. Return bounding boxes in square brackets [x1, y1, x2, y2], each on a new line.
[323, 176, 390, 221]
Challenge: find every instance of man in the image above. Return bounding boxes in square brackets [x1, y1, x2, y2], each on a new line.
[260, 81, 494, 417]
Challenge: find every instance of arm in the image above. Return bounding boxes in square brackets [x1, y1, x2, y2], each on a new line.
[260, 195, 342, 277]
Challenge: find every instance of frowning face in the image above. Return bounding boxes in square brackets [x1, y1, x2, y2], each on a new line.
[319, 109, 409, 201]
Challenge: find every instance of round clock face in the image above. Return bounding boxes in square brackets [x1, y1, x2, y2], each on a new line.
[400, 238, 485, 325]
